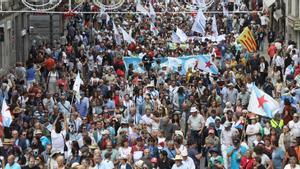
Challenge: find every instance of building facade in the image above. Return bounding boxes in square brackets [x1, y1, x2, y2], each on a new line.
[0, 0, 63, 74]
[285, 0, 300, 48]
[0, 0, 29, 73]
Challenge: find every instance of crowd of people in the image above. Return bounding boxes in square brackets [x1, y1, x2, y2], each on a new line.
[1, 0, 300, 169]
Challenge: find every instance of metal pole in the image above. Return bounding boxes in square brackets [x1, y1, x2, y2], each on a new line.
[50, 13, 53, 46]
[0, 10, 264, 14]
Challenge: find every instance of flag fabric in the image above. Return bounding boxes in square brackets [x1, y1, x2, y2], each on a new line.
[197, 55, 219, 74]
[136, 3, 150, 16]
[100, 8, 110, 25]
[222, 3, 229, 17]
[73, 72, 83, 94]
[237, 27, 257, 53]
[248, 85, 280, 118]
[192, 10, 206, 36]
[1, 99, 12, 127]
[112, 21, 122, 45]
[172, 31, 181, 43]
[149, 2, 156, 20]
[176, 27, 188, 42]
[212, 14, 218, 36]
[168, 57, 183, 71]
[196, 0, 204, 6]
[120, 26, 136, 44]
[150, 22, 159, 36]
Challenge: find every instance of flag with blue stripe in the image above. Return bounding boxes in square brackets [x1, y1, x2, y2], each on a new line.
[248, 84, 280, 118]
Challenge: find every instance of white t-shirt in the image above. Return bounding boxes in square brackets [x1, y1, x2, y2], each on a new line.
[260, 154, 271, 167]
[188, 114, 205, 131]
[51, 130, 66, 154]
[118, 147, 132, 159]
[284, 164, 300, 169]
[288, 120, 300, 137]
[292, 54, 299, 66]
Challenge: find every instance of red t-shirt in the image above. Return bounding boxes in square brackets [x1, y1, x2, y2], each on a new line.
[240, 157, 255, 169]
[44, 58, 55, 71]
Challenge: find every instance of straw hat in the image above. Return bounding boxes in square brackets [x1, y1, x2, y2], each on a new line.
[174, 155, 183, 161]
[2, 138, 12, 145]
[88, 144, 98, 150]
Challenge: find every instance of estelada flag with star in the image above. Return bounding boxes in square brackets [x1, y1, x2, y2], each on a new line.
[196, 55, 219, 74]
[237, 27, 257, 53]
[248, 84, 280, 118]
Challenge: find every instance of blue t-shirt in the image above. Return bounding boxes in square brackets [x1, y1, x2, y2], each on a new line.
[227, 145, 247, 169]
[26, 68, 36, 81]
[5, 163, 21, 169]
[272, 147, 285, 169]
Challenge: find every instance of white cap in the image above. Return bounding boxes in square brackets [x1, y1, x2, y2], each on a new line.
[190, 107, 198, 113]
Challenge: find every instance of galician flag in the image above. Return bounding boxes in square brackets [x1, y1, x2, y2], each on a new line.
[1, 99, 12, 127]
[197, 55, 218, 74]
[150, 22, 159, 36]
[248, 85, 280, 118]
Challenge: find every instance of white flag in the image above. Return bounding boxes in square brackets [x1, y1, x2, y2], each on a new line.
[100, 8, 110, 25]
[149, 2, 156, 20]
[176, 27, 188, 42]
[212, 14, 218, 36]
[196, 0, 204, 6]
[191, 10, 206, 36]
[222, 3, 229, 17]
[136, 3, 150, 16]
[172, 31, 181, 43]
[112, 21, 122, 45]
[120, 26, 135, 44]
[1, 99, 12, 127]
[73, 72, 83, 94]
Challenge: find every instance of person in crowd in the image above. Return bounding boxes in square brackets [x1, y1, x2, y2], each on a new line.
[2, 1, 299, 169]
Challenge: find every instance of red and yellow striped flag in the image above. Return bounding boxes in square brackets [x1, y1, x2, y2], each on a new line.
[237, 27, 257, 53]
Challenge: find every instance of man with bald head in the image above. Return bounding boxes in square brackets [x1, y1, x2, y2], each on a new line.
[4, 155, 21, 169]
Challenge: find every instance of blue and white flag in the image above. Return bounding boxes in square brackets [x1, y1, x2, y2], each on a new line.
[168, 57, 183, 71]
[197, 55, 218, 74]
[1, 99, 11, 127]
[150, 22, 159, 36]
[192, 10, 206, 36]
[248, 85, 280, 118]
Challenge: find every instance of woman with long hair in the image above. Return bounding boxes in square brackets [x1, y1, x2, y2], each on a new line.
[36, 155, 46, 169]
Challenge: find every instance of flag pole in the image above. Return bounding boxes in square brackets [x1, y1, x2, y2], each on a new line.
[70, 91, 75, 106]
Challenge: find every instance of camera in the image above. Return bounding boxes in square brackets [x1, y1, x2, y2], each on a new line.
[33, 149, 39, 157]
